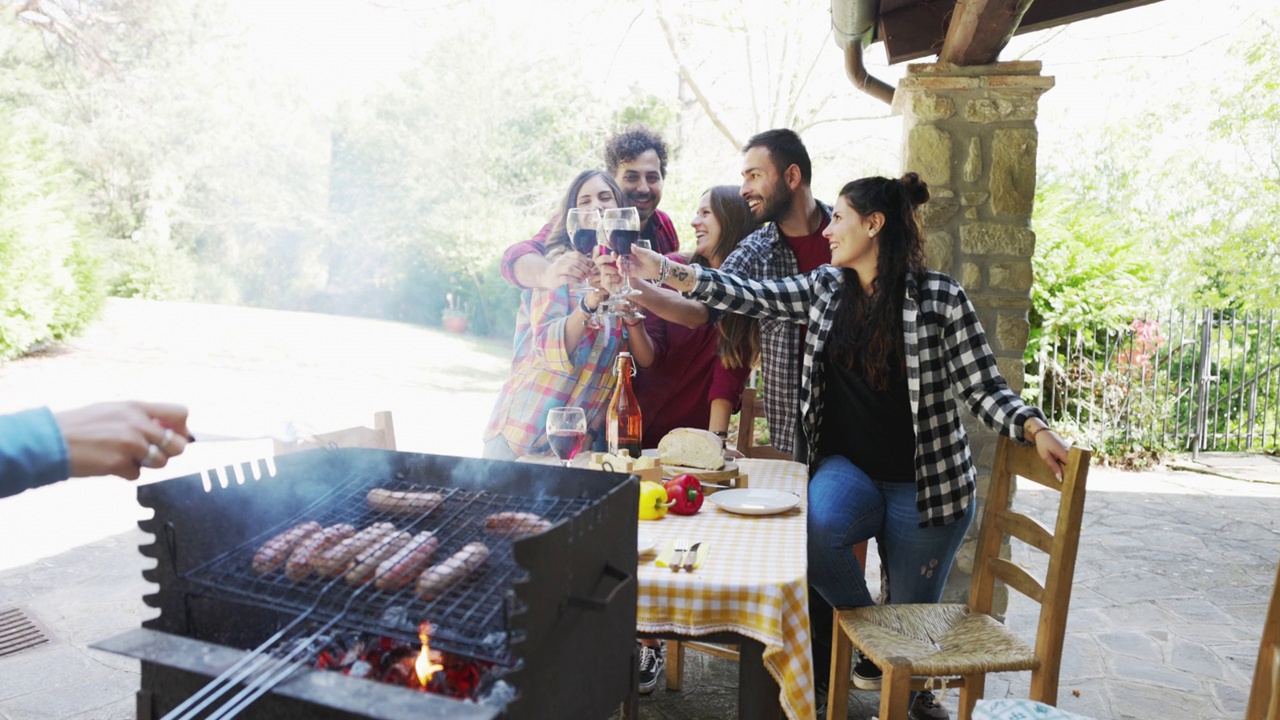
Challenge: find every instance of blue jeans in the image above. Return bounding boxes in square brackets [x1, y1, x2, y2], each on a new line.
[808, 455, 974, 683]
[809, 454, 974, 609]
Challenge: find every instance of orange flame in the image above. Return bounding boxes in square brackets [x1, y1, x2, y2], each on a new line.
[415, 621, 444, 687]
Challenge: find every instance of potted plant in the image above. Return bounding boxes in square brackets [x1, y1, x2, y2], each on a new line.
[442, 292, 470, 334]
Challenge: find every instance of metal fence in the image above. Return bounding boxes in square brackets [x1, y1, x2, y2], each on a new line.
[1030, 309, 1280, 455]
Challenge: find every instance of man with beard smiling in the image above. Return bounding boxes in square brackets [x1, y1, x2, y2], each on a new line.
[499, 126, 680, 291]
[719, 128, 832, 459]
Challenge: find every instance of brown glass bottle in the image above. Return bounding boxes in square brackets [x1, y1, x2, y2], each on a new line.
[607, 352, 643, 458]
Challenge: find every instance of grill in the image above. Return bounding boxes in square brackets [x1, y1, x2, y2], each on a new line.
[95, 448, 640, 719]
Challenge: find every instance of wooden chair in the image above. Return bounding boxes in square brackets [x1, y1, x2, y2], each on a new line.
[273, 411, 397, 455]
[1248, 559, 1280, 720]
[826, 435, 1091, 720]
[734, 386, 791, 460]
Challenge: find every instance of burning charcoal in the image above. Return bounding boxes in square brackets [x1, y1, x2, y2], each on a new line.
[379, 604, 413, 630]
[478, 680, 518, 709]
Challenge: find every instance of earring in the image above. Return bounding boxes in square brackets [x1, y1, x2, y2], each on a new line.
[869, 229, 877, 237]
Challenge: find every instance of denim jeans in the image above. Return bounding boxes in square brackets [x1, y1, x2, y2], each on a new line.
[808, 454, 974, 682]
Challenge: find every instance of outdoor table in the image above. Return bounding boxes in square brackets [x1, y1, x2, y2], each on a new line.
[630, 457, 814, 720]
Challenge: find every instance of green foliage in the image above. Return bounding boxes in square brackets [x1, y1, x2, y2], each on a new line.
[0, 117, 103, 359]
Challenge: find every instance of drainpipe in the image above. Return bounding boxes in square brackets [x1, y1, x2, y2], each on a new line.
[843, 41, 895, 106]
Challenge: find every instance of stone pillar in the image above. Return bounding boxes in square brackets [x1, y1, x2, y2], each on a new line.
[894, 61, 1054, 615]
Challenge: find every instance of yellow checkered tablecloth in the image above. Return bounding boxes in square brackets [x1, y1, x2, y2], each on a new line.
[636, 458, 814, 720]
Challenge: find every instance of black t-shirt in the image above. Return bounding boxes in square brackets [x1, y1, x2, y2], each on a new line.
[817, 345, 917, 483]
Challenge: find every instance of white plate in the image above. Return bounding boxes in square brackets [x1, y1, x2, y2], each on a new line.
[706, 488, 801, 516]
[637, 531, 658, 555]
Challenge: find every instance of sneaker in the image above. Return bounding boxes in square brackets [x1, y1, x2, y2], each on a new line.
[909, 690, 950, 720]
[852, 651, 882, 690]
[637, 641, 665, 694]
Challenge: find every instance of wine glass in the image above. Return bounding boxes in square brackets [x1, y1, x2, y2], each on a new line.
[546, 406, 587, 467]
[565, 208, 601, 296]
[600, 207, 642, 298]
[616, 238, 651, 322]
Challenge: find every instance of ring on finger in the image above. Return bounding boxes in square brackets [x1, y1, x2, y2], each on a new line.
[141, 443, 164, 469]
[159, 428, 175, 452]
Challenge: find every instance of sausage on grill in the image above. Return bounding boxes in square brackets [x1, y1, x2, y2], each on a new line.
[366, 488, 445, 517]
[483, 511, 552, 536]
[313, 522, 397, 577]
[416, 542, 490, 600]
[252, 521, 322, 575]
[345, 530, 412, 586]
[374, 531, 440, 592]
[284, 523, 356, 581]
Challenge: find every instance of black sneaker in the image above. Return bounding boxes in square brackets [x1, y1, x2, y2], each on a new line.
[909, 690, 950, 720]
[852, 651, 882, 690]
[638, 641, 665, 694]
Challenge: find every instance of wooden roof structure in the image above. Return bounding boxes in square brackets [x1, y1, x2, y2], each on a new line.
[832, 0, 1170, 102]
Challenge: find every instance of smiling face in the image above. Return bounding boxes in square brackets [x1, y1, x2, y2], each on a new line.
[690, 191, 722, 262]
[823, 196, 880, 273]
[740, 146, 793, 224]
[614, 149, 664, 224]
[575, 174, 620, 213]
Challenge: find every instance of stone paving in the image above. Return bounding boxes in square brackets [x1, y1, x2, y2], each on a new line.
[1, 300, 1278, 719]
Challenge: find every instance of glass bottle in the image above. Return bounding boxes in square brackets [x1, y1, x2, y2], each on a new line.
[607, 352, 643, 458]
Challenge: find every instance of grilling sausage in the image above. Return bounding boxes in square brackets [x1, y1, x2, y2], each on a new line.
[285, 523, 356, 581]
[345, 530, 412, 586]
[374, 531, 440, 592]
[416, 542, 490, 600]
[313, 522, 397, 577]
[253, 521, 322, 575]
[483, 511, 553, 536]
[366, 488, 445, 517]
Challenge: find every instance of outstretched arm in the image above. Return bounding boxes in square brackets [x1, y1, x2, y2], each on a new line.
[627, 248, 812, 322]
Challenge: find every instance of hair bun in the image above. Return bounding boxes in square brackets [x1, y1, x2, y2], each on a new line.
[898, 172, 930, 208]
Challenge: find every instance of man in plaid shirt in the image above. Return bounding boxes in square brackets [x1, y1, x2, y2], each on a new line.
[719, 129, 832, 456]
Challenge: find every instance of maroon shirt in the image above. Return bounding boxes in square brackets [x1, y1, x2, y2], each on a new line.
[500, 210, 680, 289]
[633, 256, 753, 449]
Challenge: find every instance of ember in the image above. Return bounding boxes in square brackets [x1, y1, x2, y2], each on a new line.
[313, 630, 492, 700]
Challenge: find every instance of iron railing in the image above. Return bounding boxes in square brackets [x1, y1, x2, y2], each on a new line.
[1029, 309, 1280, 455]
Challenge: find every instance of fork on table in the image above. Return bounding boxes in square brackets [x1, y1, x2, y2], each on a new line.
[670, 538, 689, 572]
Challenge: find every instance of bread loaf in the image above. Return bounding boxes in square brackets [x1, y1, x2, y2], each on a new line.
[658, 428, 725, 470]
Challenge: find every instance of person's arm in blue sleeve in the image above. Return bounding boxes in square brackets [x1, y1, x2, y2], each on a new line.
[0, 408, 71, 498]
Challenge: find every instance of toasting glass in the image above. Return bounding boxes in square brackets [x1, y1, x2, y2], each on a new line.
[599, 207, 642, 298]
[546, 406, 587, 467]
[565, 208, 601, 296]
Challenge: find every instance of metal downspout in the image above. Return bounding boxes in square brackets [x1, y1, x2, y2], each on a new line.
[843, 40, 895, 106]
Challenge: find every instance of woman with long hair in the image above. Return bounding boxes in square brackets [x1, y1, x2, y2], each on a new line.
[482, 170, 654, 460]
[631, 185, 760, 450]
[628, 173, 1069, 717]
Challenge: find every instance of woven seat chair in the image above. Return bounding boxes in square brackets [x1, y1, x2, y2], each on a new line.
[826, 435, 1090, 720]
[273, 411, 397, 455]
[1248, 558, 1280, 720]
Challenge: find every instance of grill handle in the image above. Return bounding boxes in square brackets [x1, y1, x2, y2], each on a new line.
[566, 562, 632, 612]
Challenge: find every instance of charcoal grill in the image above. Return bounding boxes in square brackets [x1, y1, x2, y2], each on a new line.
[94, 448, 639, 719]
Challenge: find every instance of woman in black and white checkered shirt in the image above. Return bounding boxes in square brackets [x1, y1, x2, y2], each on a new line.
[629, 172, 1071, 717]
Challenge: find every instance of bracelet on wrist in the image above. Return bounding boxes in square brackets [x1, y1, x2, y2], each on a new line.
[1029, 425, 1052, 442]
[657, 256, 671, 286]
[579, 295, 597, 316]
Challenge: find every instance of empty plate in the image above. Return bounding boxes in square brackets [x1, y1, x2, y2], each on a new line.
[706, 488, 801, 516]
[637, 531, 658, 555]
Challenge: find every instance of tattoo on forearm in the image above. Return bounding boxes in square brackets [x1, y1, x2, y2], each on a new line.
[671, 265, 691, 283]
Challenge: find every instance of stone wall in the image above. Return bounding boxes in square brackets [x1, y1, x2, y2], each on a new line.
[894, 61, 1054, 614]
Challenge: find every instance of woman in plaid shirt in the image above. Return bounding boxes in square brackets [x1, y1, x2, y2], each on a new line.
[630, 173, 1070, 717]
[483, 170, 654, 460]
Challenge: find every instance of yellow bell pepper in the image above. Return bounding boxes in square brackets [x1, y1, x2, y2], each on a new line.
[638, 480, 671, 521]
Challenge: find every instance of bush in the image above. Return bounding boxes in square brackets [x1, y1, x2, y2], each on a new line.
[0, 119, 104, 359]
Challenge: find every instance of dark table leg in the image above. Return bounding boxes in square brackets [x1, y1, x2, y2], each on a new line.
[738, 636, 784, 720]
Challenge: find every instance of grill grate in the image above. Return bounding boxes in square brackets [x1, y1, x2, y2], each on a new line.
[0, 607, 49, 658]
[179, 464, 593, 666]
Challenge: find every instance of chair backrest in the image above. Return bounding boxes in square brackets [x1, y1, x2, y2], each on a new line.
[273, 411, 397, 455]
[1249, 559, 1280, 720]
[968, 434, 1090, 704]
[734, 387, 791, 460]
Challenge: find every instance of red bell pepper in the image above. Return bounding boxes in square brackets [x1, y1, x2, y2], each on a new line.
[663, 474, 704, 515]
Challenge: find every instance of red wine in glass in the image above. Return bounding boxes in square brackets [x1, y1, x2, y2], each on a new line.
[548, 429, 587, 463]
[572, 229, 597, 255]
[608, 229, 640, 255]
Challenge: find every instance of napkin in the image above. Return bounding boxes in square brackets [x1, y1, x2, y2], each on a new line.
[654, 541, 709, 570]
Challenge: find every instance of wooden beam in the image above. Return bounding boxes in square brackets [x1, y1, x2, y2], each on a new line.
[939, 0, 1036, 65]
[877, 0, 1170, 65]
